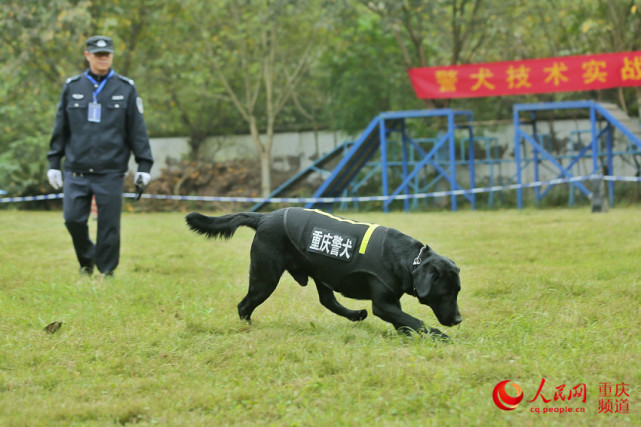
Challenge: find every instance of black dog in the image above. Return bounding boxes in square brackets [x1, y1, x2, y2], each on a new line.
[186, 207, 462, 338]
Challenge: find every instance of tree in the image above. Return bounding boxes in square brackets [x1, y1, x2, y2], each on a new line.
[137, 1, 245, 160]
[595, 0, 641, 115]
[357, 0, 496, 109]
[185, 0, 332, 197]
[0, 1, 92, 195]
[317, 8, 420, 133]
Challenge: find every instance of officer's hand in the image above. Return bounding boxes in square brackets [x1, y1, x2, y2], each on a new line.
[47, 169, 63, 190]
[134, 172, 151, 187]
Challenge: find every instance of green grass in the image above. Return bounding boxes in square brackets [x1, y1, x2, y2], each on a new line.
[1, 207, 640, 426]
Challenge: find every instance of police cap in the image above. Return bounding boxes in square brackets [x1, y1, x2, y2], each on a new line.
[86, 35, 114, 54]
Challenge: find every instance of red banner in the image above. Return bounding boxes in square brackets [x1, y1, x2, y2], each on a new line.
[408, 51, 641, 99]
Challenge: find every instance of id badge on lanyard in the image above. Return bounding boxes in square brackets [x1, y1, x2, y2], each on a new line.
[85, 69, 114, 123]
[88, 102, 101, 123]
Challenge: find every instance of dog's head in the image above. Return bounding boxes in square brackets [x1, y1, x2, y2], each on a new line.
[411, 250, 462, 327]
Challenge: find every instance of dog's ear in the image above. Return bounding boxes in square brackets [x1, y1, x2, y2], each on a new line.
[412, 264, 436, 299]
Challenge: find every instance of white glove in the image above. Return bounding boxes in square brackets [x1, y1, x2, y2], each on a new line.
[134, 172, 151, 186]
[47, 169, 63, 190]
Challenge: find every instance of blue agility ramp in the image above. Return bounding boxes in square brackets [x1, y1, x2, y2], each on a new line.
[249, 142, 351, 212]
[303, 114, 401, 211]
[305, 109, 476, 212]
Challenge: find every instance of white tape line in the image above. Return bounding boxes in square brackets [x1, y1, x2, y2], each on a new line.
[3, 175, 641, 204]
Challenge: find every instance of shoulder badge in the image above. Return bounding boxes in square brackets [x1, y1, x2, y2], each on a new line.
[117, 75, 135, 86]
[136, 97, 144, 114]
[65, 75, 81, 85]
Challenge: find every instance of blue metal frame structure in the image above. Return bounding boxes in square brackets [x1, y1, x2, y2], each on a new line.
[249, 141, 353, 211]
[302, 114, 399, 211]
[305, 109, 476, 212]
[513, 100, 641, 209]
[250, 101, 641, 213]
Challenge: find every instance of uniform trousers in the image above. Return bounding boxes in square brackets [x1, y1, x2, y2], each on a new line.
[63, 171, 124, 274]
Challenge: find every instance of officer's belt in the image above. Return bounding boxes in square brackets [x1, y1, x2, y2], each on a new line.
[70, 169, 101, 177]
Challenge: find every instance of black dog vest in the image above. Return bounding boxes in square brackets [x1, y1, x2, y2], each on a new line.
[283, 208, 395, 290]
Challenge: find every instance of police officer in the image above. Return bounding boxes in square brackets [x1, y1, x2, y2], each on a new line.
[47, 35, 154, 277]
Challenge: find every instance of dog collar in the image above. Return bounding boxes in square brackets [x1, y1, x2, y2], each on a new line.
[411, 245, 427, 297]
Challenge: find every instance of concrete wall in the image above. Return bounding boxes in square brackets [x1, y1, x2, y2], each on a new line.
[130, 130, 348, 179]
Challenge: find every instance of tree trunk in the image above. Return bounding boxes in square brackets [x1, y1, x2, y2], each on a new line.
[635, 86, 641, 123]
[259, 147, 271, 198]
[249, 116, 272, 197]
[260, 129, 274, 197]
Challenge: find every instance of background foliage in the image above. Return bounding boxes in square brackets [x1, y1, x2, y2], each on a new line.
[2, 0, 641, 196]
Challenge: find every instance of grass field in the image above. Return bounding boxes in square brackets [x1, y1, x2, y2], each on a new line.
[1, 206, 640, 426]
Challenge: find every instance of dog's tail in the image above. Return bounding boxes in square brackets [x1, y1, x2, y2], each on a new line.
[185, 212, 264, 240]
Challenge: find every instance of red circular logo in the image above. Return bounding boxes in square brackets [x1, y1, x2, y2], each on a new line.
[493, 380, 524, 410]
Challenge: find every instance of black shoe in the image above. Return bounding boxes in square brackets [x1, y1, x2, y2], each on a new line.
[79, 265, 94, 276]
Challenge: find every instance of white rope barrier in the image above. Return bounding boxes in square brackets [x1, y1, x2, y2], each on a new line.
[2, 175, 640, 204]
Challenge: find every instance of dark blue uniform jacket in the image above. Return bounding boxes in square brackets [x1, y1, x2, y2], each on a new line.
[48, 71, 153, 174]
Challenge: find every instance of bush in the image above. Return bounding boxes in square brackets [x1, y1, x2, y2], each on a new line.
[0, 135, 53, 208]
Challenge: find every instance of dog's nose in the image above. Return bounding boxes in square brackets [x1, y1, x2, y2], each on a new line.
[451, 313, 462, 326]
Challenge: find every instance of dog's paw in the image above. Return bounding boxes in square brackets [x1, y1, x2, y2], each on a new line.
[425, 327, 450, 342]
[349, 309, 368, 322]
[239, 316, 252, 325]
[396, 326, 419, 337]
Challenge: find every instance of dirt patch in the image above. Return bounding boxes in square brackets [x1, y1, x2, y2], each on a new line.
[125, 158, 317, 212]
